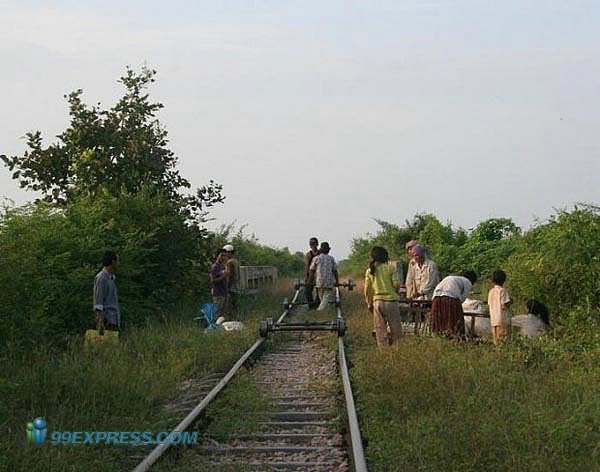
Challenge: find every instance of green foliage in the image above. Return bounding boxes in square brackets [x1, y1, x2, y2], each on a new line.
[346, 215, 524, 280]
[450, 237, 520, 279]
[0, 66, 229, 349]
[416, 214, 456, 253]
[213, 224, 304, 276]
[345, 215, 434, 275]
[0, 189, 213, 347]
[0, 67, 223, 221]
[345, 214, 477, 276]
[471, 217, 521, 242]
[345, 205, 600, 325]
[508, 307, 600, 370]
[505, 205, 600, 318]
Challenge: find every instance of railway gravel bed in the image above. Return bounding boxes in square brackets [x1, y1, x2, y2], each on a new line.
[189, 334, 350, 471]
[135, 285, 365, 472]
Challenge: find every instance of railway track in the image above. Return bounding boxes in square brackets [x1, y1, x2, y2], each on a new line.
[133, 283, 367, 472]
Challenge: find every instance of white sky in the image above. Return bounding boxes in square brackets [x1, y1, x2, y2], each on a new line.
[1, 1, 599, 258]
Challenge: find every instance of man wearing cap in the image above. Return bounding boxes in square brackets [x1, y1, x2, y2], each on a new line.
[223, 244, 241, 317]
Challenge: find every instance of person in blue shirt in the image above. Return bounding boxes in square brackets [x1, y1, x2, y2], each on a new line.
[93, 251, 121, 331]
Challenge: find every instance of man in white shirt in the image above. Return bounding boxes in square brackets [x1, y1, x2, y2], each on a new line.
[309, 242, 339, 311]
[403, 240, 418, 286]
[405, 245, 440, 300]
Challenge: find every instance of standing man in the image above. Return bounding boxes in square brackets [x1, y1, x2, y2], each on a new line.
[406, 245, 440, 300]
[209, 251, 228, 317]
[309, 242, 339, 311]
[404, 240, 419, 286]
[93, 251, 121, 331]
[405, 244, 440, 333]
[304, 237, 320, 309]
[223, 244, 241, 317]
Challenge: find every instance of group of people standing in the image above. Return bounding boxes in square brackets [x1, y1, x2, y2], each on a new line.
[91, 241, 538, 347]
[364, 240, 515, 347]
[303, 237, 339, 311]
[209, 244, 241, 318]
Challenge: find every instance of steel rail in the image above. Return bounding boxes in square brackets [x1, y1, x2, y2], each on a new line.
[335, 287, 368, 472]
[132, 288, 301, 472]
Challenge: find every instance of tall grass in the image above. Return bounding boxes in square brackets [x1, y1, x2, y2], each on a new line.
[342, 293, 600, 472]
[0, 286, 287, 471]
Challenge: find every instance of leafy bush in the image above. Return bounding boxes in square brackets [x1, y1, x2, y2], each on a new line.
[0, 67, 226, 349]
[505, 205, 600, 317]
[345, 216, 442, 276]
[345, 215, 520, 279]
[450, 238, 520, 279]
[0, 188, 213, 347]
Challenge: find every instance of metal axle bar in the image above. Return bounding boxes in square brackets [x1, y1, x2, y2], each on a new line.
[259, 318, 346, 338]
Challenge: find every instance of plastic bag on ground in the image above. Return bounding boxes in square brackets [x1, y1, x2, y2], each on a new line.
[221, 321, 245, 331]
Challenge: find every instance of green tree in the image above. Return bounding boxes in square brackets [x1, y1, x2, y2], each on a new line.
[505, 205, 600, 316]
[344, 214, 520, 278]
[446, 218, 521, 278]
[0, 188, 214, 346]
[0, 67, 226, 347]
[471, 217, 521, 242]
[1, 67, 223, 222]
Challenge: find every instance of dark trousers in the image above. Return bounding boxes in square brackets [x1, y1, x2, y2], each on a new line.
[304, 284, 320, 309]
[226, 291, 239, 317]
[96, 312, 119, 331]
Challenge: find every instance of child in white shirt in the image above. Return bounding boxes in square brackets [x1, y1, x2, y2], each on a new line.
[487, 270, 512, 345]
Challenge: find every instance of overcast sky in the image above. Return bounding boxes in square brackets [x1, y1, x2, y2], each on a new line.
[1, 1, 599, 258]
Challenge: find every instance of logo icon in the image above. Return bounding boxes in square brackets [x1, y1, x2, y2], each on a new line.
[27, 417, 47, 445]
